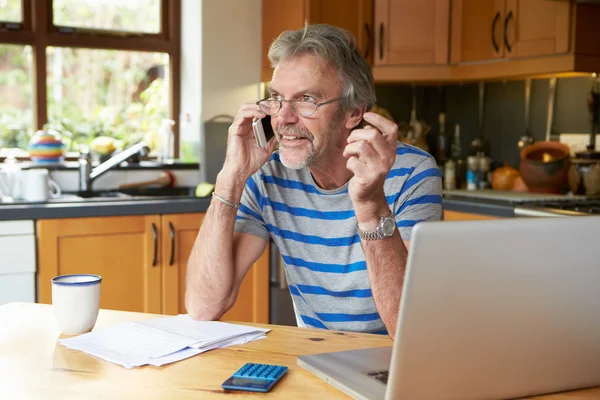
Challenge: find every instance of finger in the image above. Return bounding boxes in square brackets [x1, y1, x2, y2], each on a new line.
[346, 156, 375, 184]
[363, 112, 398, 140]
[230, 109, 267, 136]
[348, 128, 393, 160]
[344, 140, 374, 161]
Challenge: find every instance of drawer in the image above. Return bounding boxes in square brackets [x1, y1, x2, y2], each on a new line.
[0, 235, 36, 274]
[0, 220, 34, 236]
[0, 273, 36, 305]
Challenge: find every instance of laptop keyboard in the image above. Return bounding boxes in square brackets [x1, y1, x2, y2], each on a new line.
[365, 369, 389, 384]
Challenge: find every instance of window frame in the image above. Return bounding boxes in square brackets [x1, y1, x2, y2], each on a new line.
[0, 0, 181, 157]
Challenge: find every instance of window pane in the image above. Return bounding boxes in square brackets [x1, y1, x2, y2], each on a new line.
[52, 0, 161, 34]
[0, 0, 22, 23]
[0, 45, 33, 150]
[46, 47, 169, 153]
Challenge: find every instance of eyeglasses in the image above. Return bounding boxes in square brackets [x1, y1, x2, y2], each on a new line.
[256, 97, 342, 117]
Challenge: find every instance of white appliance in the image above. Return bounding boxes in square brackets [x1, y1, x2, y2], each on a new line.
[0, 220, 36, 305]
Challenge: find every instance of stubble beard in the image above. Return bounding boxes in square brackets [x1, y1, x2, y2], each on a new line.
[276, 124, 316, 170]
[277, 111, 345, 170]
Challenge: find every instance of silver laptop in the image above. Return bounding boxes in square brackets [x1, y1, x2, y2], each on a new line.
[298, 216, 600, 400]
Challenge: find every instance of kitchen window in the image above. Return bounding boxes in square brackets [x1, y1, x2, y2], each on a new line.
[0, 0, 181, 157]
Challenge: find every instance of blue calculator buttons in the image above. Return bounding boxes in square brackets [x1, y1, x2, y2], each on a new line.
[222, 363, 288, 392]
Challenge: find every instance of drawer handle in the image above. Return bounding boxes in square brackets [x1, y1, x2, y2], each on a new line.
[491, 11, 501, 52]
[151, 222, 158, 267]
[504, 10, 513, 53]
[169, 221, 175, 266]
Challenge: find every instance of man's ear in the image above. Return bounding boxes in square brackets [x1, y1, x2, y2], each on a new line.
[345, 105, 366, 130]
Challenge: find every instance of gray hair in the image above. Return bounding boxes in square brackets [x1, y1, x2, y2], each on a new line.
[268, 24, 376, 112]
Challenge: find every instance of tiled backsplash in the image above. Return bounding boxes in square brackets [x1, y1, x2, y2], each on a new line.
[375, 76, 597, 168]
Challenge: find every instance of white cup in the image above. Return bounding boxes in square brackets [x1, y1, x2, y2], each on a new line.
[22, 169, 61, 202]
[51, 274, 102, 335]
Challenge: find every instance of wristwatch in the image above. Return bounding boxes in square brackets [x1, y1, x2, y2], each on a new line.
[357, 213, 396, 241]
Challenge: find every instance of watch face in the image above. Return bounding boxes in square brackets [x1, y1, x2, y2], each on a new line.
[381, 217, 396, 236]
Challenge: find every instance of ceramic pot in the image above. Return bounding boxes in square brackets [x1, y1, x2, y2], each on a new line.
[28, 130, 65, 163]
[519, 141, 571, 194]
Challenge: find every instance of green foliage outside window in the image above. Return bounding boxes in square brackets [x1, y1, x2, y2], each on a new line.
[0, 0, 168, 155]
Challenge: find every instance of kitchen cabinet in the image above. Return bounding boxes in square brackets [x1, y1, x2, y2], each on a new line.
[0, 220, 36, 306]
[374, 0, 450, 66]
[450, 1, 600, 81]
[444, 210, 500, 221]
[261, 0, 373, 81]
[451, 0, 569, 64]
[37, 214, 269, 323]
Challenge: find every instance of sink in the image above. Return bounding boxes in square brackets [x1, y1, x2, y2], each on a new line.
[70, 186, 197, 200]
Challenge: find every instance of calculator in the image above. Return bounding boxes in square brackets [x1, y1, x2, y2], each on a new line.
[222, 363, 288, 393]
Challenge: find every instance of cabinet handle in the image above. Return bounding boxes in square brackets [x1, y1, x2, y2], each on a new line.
[169, 221, 175, 266]
[378, 23, 384, 60]
[504, 10, 513, 53]
[364, 23, 371, 59]
[491, 11, 501, 52]
[151, 222, 158, 267]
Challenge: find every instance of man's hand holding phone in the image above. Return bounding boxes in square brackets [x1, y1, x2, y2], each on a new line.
[221, 103, 278, 187]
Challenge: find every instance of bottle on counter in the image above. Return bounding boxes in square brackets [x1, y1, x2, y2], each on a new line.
[450, 124, 466, 189]
[157, 119, 175, 164]
[435, 112, 448, 168]
[477, 152, 491, 189]
[444, 159, 456, 190]
[466, 155, 479, 190]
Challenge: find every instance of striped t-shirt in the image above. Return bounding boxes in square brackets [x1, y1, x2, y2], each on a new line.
[234, 141, 443, 334]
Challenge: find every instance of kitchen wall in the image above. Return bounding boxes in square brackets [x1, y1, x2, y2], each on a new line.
[180, 0, 262, 182]
[375, 76, 596, 168]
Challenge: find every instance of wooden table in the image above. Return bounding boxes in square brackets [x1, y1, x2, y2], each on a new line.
[1, 303, 599, 399]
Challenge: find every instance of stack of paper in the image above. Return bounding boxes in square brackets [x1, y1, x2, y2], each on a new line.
[58, 314, 269, 368]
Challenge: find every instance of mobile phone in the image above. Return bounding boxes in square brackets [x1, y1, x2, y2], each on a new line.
[252, 115, 275, 148]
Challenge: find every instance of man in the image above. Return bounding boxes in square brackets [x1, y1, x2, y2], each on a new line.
[186, 24, 442, 337]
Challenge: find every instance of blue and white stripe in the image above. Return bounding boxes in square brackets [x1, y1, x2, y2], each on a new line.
[234, 141, 443, 333]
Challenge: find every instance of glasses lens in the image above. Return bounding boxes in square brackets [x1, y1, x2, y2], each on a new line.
[259, 100, 280, 115]
[292, 101, 318, 117]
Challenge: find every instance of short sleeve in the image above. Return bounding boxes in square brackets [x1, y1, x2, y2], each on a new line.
[233, 173, 271, 241]
[393, 156, 443, 240]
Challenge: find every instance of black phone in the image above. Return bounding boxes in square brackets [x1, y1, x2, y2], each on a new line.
[252, 115, 275, 148]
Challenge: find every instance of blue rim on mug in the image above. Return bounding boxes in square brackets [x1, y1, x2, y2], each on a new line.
[51, 274, 102, 286]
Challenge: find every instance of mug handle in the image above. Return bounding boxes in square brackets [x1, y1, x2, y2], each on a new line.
[48, 179, 62, 199]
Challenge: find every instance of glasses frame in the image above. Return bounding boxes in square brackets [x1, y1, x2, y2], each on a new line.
[256, 97, 342, 117]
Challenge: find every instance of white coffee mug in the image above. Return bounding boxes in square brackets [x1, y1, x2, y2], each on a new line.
[23, 169, 61, 202]
[51, 274, 102, 335]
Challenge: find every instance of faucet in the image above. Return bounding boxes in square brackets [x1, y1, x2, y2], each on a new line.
[79, 141, 149, 192]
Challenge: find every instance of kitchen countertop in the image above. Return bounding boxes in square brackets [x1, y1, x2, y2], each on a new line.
[0, 196, 211, 221]
[0, 189, 590, 221]
[442, 196, 516, 217]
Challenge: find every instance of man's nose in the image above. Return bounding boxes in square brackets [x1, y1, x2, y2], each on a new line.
[276, 100, 299, 126]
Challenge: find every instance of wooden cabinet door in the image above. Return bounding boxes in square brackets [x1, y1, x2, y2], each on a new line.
[504, 0, 570, 59]
[163, 213, 270, 323]
[37, 216, 161, 313]
[261, 0, 306, 81]
[161, 213, 204, 316]
[261, 0, 374, 80]
[221, 242, 270, 324]
[374, 0, 450, 66]
[450, 0, 506, 64]
[308, 0, 374, 65]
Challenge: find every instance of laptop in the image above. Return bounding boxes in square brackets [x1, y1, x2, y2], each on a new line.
[297, 216, 600, 400]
